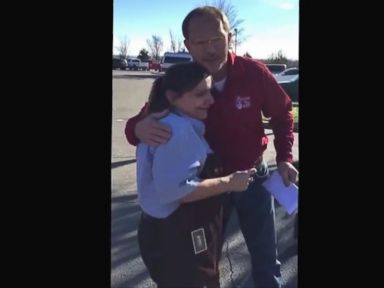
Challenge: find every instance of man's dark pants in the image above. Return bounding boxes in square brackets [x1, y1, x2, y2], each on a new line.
[223, 160, 281, 288]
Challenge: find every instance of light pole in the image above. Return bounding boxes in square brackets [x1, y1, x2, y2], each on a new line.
[234, 28, 238, 55]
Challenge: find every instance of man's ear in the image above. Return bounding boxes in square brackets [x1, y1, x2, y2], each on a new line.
[184, 39, 190, 51]
[166, 90, 178, 105]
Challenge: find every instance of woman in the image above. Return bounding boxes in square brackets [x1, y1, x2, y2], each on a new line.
[136, 62, 255, 288]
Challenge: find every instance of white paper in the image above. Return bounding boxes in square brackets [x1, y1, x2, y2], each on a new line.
[262, 171, 298, 214]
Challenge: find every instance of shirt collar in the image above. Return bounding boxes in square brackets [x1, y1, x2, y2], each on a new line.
[228, 51, 236, 66]
[210, 52, 238, 97]
[227, 52, 246, 81]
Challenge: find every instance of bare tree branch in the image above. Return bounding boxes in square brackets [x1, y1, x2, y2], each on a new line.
[177, 39, 186, 52]
[146, 35, 164, 60]
[169, 30, 177, 52]
[115, 36, 130, 59]
[207, 0, 247, 48]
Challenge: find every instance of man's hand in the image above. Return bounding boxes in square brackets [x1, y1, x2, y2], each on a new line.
[277, 161, 298, 187]
[134, 109, 171, 146]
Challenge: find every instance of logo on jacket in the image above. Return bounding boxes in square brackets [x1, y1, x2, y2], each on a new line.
[235, 96, 251, 110]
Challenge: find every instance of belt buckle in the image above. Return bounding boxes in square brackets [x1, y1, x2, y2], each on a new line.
[254, 156, 263, 168]
[254, 156, 268, 178]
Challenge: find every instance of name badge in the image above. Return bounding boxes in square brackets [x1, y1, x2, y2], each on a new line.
[191, 228, 207, 254]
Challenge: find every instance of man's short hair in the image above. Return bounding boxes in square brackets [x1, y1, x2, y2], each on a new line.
[182, 6, 231, 39]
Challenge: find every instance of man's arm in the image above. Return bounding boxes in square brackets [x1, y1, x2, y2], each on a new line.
[125, 103, 171, 147]
[125, 104, 148, 146]
[261, 70, 298, 185]
[262, 72, 294, 162]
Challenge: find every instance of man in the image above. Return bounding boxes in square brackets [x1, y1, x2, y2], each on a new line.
[125, 6, 298, 288]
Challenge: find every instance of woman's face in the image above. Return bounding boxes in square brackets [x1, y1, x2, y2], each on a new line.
[170, 76, 214, 120]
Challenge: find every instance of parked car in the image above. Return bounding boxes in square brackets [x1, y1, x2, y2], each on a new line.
[266, 64, 287, 75]
[127, 58, 148, 71]
[278, 75, 299, 102]
[148, 59, 161, 71]
[140, 61, 150, 71]
[127, 58, 140, 70]
[160, 52, 193, 72]
[279, 67, 299, 76]
[112, 58, 127, 70]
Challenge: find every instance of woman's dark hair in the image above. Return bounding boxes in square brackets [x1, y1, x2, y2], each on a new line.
[147, 62, 209, 114]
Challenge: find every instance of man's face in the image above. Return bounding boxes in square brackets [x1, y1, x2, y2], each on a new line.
[170, 76, 214, 120]
[184, 15, 230, 76]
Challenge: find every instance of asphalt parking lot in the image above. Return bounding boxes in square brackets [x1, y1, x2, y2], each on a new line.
[111, 70, 298, 288]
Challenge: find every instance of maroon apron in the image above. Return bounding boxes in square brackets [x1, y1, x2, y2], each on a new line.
[138, 154, 225, 288]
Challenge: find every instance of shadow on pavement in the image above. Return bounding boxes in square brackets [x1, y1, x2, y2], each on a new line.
[111, 159, 136, 169]
[111, 194, 152, 288]
[237, 202, 297, 288]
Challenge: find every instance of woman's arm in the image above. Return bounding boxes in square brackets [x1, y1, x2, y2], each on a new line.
[181, 169, 256, 203]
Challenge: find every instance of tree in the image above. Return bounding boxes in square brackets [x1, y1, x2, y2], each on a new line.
[265, 50, 288, 64]
[147, 35, 164, 60]
[169, 30, 177, 52]
[170, 30, 186, 52]
[260, 50, 298, 67]
[116, 36, 130, 59]
[137, 49, 150, 61]
[209, 0, 246, 50]
[243, 52, 252, 58]
[178, 39, 186, 52]
[177, 39, 186, 52]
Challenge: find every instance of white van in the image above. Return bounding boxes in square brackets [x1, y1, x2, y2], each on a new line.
[127, 58, 149, 71]
[160, 52, 193, 72]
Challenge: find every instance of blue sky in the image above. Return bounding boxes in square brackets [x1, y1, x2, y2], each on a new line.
[113, 0, 299, 60]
